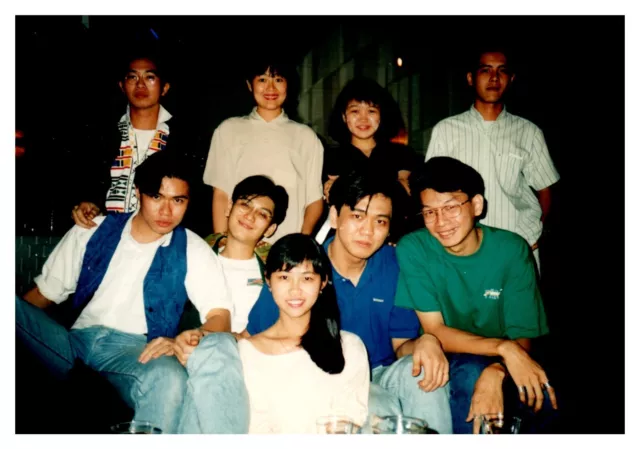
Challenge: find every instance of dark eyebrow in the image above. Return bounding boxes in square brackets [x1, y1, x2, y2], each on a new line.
[171, 195, 189, 200]
[259, 208, 274, 216]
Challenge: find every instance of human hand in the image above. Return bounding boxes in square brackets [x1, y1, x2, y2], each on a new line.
[173, 329, 204, 367]
[412, 333, 449, 392]
[71, 202, 101, 229]
[498, 340, 558, 412]
[466, 363, 506, 434]
[323, 175, 339, 202]
[138, 336, 176, 364]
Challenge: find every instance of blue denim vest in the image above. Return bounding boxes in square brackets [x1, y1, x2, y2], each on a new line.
[73, 213, 188, 341]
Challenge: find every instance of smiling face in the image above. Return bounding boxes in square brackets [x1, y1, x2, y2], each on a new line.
[119, 58, 170, 111]
[330, 194, 392, 261]
[226, 195, 277, 246]
[247, 68, 288, 118]
[268, 260, 327, 319]
[134, 176, 189, 241]
[342, 100, 381, 145]
[420, 188, 484, 256]
[467, 51, 514, 105]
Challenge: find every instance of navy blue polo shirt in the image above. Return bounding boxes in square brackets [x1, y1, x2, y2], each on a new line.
[246, 237, 420, 369]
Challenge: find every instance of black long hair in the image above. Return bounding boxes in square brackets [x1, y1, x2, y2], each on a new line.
[265, 233, 345, 374]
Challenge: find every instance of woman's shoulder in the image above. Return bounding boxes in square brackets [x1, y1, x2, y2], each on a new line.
[339, 331, 367, 354]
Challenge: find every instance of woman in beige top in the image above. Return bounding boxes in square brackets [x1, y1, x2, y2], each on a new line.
[238, 233, 370, 433]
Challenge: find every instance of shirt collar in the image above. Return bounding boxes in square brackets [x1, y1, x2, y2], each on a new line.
[324, 236, 380, 286]
[124, 211, 173, 248]
[469, 104, 509, 123]
[248, 106, 288, 124]
[120, 104, 172, 127]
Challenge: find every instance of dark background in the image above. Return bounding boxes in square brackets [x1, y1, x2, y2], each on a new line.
[14, 16, 625, 433]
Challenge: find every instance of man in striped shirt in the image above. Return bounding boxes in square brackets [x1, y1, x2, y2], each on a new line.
[425, 48, 559, 268]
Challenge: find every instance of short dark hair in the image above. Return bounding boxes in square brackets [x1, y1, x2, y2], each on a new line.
[328, 77, 403, 145]
[134, 151, 194, 197]
[265, 233, 344, 375]
[409, 157, 485, 208]
[231, 175, 289, 226]
[466, 45, 515, 75]
[328, 169, 406, 238]
[120, 47, 170, 85]
[244, 55, 300, 110]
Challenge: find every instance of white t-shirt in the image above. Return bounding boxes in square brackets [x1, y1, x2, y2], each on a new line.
[218, 254, 263, 333]
[238, 331, 370, 434]
[133, 128, 156, 157]
[202, 108, 324, 243]
[34, 214, 232, 335]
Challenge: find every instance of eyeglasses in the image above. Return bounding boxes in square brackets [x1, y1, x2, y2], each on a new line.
[124, 73, 159, 86]
[235, 201, 273, 222]
[419, 199, 470, 223]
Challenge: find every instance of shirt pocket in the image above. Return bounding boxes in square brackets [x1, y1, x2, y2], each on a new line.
[496, 145, 526, 195]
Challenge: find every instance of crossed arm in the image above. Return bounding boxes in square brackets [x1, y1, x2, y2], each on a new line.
[417, 311, 557, 416]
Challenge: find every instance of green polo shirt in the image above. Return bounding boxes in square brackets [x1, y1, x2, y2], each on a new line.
[394, 224, 548, 339]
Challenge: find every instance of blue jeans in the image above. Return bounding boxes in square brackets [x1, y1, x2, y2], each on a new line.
[448, 353, 559, 434]
[177, 332, 250, 433]
[369, 356, 453, 434]
[16, 296, 187, 433]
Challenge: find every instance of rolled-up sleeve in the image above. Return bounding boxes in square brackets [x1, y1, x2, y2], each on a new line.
[184, 233, 233, 323]
[203, 122, 234, 195]
[34, 220, 101, 303]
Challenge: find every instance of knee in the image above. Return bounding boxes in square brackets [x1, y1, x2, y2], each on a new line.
[187, 332, 240, 374]
[448, 354, 494, 396]
[139, 356, 187, 399]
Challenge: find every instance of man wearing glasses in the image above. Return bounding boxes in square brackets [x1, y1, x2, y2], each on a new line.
[69, 49, 194, 231]
[425, 47, 560, 270]
[395, 157, 558, 434]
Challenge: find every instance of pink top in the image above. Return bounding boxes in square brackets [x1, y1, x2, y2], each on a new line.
[238, 331, 370, 434]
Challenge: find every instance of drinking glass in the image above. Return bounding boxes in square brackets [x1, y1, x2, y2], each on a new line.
[110, 420, 162, 434]
[371, 415, 429, 434]
[316, 416, 361, 434]
[480, 414, 522, 434]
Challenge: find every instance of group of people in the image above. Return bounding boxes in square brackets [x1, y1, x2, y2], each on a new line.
[16, 44, 560, 434]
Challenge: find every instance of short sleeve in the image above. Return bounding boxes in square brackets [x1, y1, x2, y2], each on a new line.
[522, 127, 560, 191]
[246, 284, 280, 335]
[184, 232, 233, 323]
[202, 122, 234, 195]
[394, 236, 442, 313]
[305, 131, 324, 206]
[34, 218, 103, 303]
[502, 239, 550, 339]
[424, 123, 448, 162]
[388, 306, 420, 339]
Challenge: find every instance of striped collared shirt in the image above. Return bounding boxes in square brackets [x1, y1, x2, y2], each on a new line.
[425, 105, 560, 245]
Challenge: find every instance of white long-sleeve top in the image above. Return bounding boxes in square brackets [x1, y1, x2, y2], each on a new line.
[238, 330, 370, 434]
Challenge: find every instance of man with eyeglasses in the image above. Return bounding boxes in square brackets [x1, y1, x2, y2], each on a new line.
[395, 157, 558, 434]
[69, 48, 196, 231]
[425, 47, 560, 270]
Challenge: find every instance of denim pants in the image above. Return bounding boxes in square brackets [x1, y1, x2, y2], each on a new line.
[369, 355, 453, 434]
[15, 296, 187, 433]
[448, 353, 559, 434]
[176, 332, 250, 434]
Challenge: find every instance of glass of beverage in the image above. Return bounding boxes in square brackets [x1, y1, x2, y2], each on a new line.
[316, 416, 361, 434]
[372, 415, 429, 434]
[110, 420, 162, 434]
[480, 414, 522, 434]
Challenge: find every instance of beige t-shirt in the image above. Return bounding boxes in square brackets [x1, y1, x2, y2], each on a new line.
[203, 108, 324, 243]
[238, 331, 370, 434]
